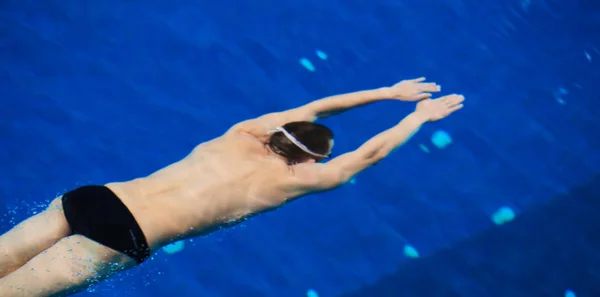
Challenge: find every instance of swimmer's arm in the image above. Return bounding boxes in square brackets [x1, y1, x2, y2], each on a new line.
[301, 87, 391, 119]
[301, 77, 441, 119]
[305, 112, 427, 188]
[230, 88, 389, 137]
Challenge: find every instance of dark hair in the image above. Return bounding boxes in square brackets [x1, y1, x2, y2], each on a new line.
[267, 121, 334, 165]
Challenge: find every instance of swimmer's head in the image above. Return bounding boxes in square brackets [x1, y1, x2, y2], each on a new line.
[267, 121, 334, 165]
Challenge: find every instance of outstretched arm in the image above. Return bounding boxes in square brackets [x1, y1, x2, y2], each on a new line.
[301, 77, 440, 119]
[299, 94, 464, 189]
[230, 78, 440, 136]
[299, 87, 393, 119]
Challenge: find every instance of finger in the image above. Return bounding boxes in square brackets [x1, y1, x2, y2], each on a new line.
[417, 93, 432, 99]
[449, 95, 465, 105]
[421, 83, 441, 92]
[438, 93, 456, 101]
[447, 104, 464, 113]
[411, 77, 426, 82]
[440, 94, 463, 104]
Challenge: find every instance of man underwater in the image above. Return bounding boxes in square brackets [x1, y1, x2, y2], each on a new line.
[0, 77, 463, 296]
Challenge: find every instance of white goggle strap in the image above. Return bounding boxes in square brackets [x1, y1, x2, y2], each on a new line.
[267, 126, 330, 158]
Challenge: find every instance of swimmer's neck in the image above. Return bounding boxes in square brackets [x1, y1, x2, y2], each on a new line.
[264, 143, 290, 163]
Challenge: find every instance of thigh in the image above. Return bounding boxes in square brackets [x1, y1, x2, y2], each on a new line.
[0, 197, 71, 276]
[0, 235, 136, 297]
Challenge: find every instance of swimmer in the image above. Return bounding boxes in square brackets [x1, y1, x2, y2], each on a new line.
[0, 77, 463, 296]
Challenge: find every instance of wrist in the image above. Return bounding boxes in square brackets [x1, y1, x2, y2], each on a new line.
[408, 111, 430, 124]
[375, 87, 393, 99]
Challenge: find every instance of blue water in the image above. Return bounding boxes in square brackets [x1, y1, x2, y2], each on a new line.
[1, 0, 599, 296]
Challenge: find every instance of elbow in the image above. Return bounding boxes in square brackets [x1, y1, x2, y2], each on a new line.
[360, 142, 390, 163]
[338, 156, 383, 184]
[322, 167, 353, 188]
[365, 149, 388, 166]
[322, 169, 350, 188]
[324, 147, 388, 186]
[370, 144, 397, 165]
[373, 150, 389, 162]
[338, 170, 354, 184]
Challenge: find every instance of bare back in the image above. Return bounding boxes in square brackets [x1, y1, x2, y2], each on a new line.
[106, 131, 313, 251]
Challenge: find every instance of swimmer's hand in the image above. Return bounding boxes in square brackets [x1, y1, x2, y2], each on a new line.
[383, 77, 441, 101]
[415, 94, 464, 121]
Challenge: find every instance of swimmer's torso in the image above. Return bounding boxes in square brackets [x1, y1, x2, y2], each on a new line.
[105, 131, 307, 251]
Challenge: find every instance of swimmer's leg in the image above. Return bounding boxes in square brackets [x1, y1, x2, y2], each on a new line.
[0, 197, 71, 277]
[0, 235, 135, 297]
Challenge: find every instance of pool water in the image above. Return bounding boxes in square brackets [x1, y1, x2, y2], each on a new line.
[1, 0, 599, 296]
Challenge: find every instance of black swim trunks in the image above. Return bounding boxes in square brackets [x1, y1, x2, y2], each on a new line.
[61, 185, 150, 264]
